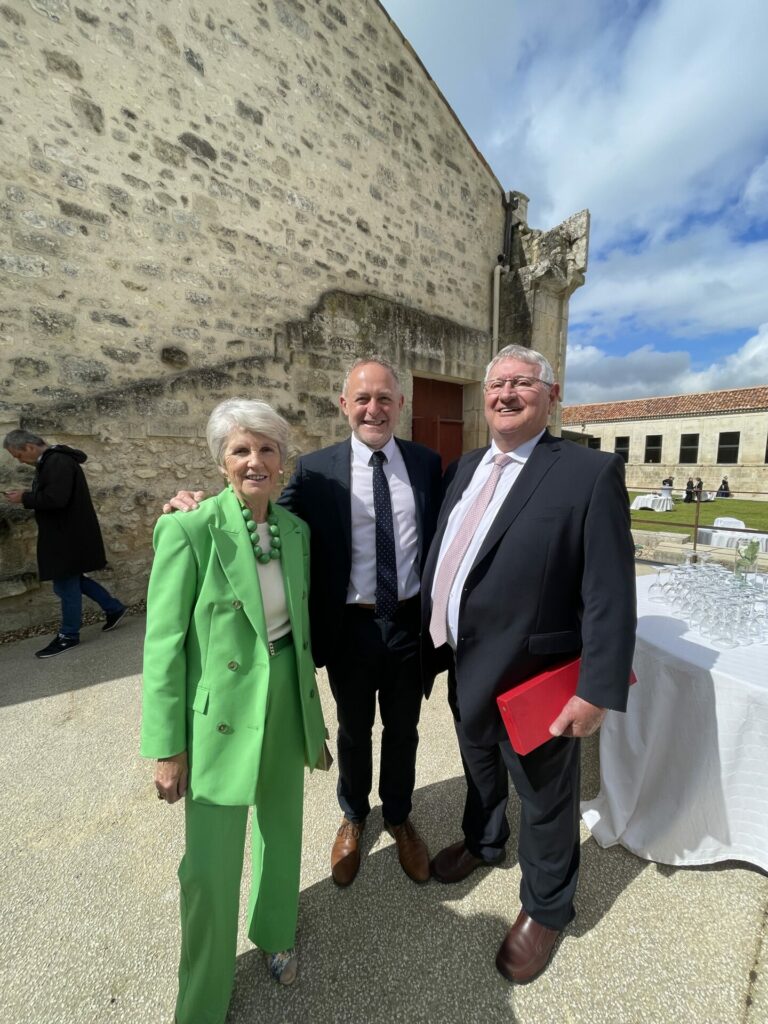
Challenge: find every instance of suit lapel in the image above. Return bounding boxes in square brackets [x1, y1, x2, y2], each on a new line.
[331, 439, 353, 564]
[397, 439, 426, 559]
[422, 448, 484, 590]
[209, 488, 268, 644]
[274, 504, 304, 646]
[471, 432, 562, 569]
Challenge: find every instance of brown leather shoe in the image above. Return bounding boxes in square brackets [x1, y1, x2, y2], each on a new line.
[430, 839, 504, 883]
[331, 816, 365, 887]
[495, 909, 561, 983]
[385, 817, 430, 883]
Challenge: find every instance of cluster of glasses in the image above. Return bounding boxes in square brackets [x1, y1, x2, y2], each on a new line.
[647, 556, 768, 648]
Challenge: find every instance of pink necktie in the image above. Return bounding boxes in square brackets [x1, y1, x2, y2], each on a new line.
[429, 453, 511, 647]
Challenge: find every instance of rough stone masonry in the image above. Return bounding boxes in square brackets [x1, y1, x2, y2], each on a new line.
[0, 0, 588, 634]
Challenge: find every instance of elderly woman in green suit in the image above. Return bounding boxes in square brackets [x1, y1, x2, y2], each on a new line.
[141, 398, 327, 1024]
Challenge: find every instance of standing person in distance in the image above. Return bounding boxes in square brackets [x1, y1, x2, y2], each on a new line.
[422, 344, 636, 984]
[163, 358, 443, 888]
[3, 429, 126, 658]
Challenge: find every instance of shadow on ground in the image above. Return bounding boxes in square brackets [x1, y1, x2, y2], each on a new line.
[224, 770, 648, 1024]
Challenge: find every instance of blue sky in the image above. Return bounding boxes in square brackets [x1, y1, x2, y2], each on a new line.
[381, 0, 768, 404]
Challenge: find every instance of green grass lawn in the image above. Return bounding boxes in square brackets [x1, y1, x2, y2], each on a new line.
[628, 492, 768, 536]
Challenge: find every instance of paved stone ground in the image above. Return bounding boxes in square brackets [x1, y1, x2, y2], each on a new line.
[1, 611, 766, 1024]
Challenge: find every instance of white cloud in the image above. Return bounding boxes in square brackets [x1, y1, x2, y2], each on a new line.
[564, 324, 768, 405]
[741, 157, 768, 220]
[382, 0, 768, 394]
[570, 223, 768, 337]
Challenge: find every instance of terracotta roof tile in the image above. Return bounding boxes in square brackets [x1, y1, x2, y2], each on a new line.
[562, 386, 768, 425]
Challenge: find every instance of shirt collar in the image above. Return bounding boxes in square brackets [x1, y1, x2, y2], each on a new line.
[350, 432, 398, 466]
[486, 428, 545, 466]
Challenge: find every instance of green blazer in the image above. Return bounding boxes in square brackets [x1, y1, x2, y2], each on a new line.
[140, 488, 326, 805]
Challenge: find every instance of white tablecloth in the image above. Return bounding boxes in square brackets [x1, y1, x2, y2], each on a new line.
[581, 574, 768, 871]
[630, 494, 675, 512]
[697, 528, 768, 552]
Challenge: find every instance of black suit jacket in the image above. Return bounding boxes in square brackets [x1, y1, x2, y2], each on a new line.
[421, 431, 637, 746]
[279, 436, 443, 669]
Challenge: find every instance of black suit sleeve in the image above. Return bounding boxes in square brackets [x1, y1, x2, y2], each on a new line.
[577, 454, 637, 710]
[21, 453, 76, 512]
[277, 458, 304, 517]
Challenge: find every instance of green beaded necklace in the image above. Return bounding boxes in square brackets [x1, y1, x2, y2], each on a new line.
[240, 502, 282, 564]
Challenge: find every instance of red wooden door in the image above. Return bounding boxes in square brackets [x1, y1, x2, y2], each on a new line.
[412, 378, 464, 470]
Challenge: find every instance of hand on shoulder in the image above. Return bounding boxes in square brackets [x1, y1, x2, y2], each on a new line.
[161, 489, 207, 514]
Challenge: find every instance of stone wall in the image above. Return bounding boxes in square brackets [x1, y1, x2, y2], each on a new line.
[0, 0, 587, 634]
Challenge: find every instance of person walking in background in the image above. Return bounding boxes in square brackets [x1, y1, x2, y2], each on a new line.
[422, 344, 636, 983]
[684, 477, 695, 503]
[717, 476, 731, 497]
[142, 399, 327, 1020]
[3, 429, 126, 658]
[695, 477, 704, 501]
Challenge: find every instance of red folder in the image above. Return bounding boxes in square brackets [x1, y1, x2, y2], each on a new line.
[496, 657, 637, 756]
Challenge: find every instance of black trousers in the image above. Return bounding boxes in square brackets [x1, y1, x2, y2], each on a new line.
[455, 711, 581, 931]
[326, 597, 423, 826]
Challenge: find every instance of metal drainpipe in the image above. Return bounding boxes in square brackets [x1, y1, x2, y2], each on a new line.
[492, 262, 508, 358]
[492, 192, 519, 356]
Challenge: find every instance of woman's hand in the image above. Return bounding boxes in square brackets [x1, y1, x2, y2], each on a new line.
[154, 751, 189, 803]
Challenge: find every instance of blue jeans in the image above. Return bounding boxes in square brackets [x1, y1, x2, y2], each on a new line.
[52, 575, 125, 638]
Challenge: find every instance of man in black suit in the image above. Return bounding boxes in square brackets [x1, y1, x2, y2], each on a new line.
[165, 358, 442, 886]
[279, 358, 442, 885]
[422, 344, 636, 982]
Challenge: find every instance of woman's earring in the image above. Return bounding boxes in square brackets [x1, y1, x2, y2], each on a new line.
[278, 468, 285, 476]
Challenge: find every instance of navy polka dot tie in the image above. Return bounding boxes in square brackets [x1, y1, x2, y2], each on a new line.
[371, 450, 399, 620]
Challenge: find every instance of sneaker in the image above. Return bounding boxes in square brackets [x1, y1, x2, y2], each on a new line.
[102, 607, 127, 632]
[266, 949, 298, 986]
[35, 634, 80, 659]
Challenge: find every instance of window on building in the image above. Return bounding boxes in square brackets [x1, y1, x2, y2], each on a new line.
[679, 433, 699, 464]
[615, 436, 630, 463]
[717, 431, 740, 464]
[644, 434, 663, 464]
[587, 436, 601, 450]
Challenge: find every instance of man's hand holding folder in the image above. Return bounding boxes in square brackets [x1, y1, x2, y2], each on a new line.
[496, 656, 637, 756]
[548, 693, 606, 739]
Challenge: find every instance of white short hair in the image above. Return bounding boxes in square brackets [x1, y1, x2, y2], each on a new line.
[484, 344, 555, 385]
[205, 398, 290, 466]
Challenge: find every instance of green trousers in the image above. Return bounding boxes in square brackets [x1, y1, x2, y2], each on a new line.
[174, 645, 306, 1024]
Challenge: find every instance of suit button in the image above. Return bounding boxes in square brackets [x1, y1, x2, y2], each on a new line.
[302, 591, 307, 600]
[232, 600, 242, 609]
[309, 688, 315, 698]
[216, 722, 232, 734]
[227, 660, 239, 671]
[303, 641, 309, 650]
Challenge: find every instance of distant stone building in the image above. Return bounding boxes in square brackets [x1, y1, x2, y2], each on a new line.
[562, 386, 768, 498]
[0, 0, 588, 634]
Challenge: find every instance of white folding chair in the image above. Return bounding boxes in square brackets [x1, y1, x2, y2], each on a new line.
[714, 517, 745, 529]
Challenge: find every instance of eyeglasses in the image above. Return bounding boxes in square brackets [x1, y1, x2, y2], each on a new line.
[483, 376, 553, 394]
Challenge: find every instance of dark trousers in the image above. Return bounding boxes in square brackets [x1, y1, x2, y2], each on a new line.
[52, 574, 124, 638]
[455, 712, 581, 931]
[326, 597, 423, 826]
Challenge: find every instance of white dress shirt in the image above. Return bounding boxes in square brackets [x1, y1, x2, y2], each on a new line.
[432, 430, 545, 647]
[346, 434, 420, 605]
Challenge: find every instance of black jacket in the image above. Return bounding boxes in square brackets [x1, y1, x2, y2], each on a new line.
[278, 436, 442, 669]
[421, 432, 637, 745]
[21, 445, 107, 580]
